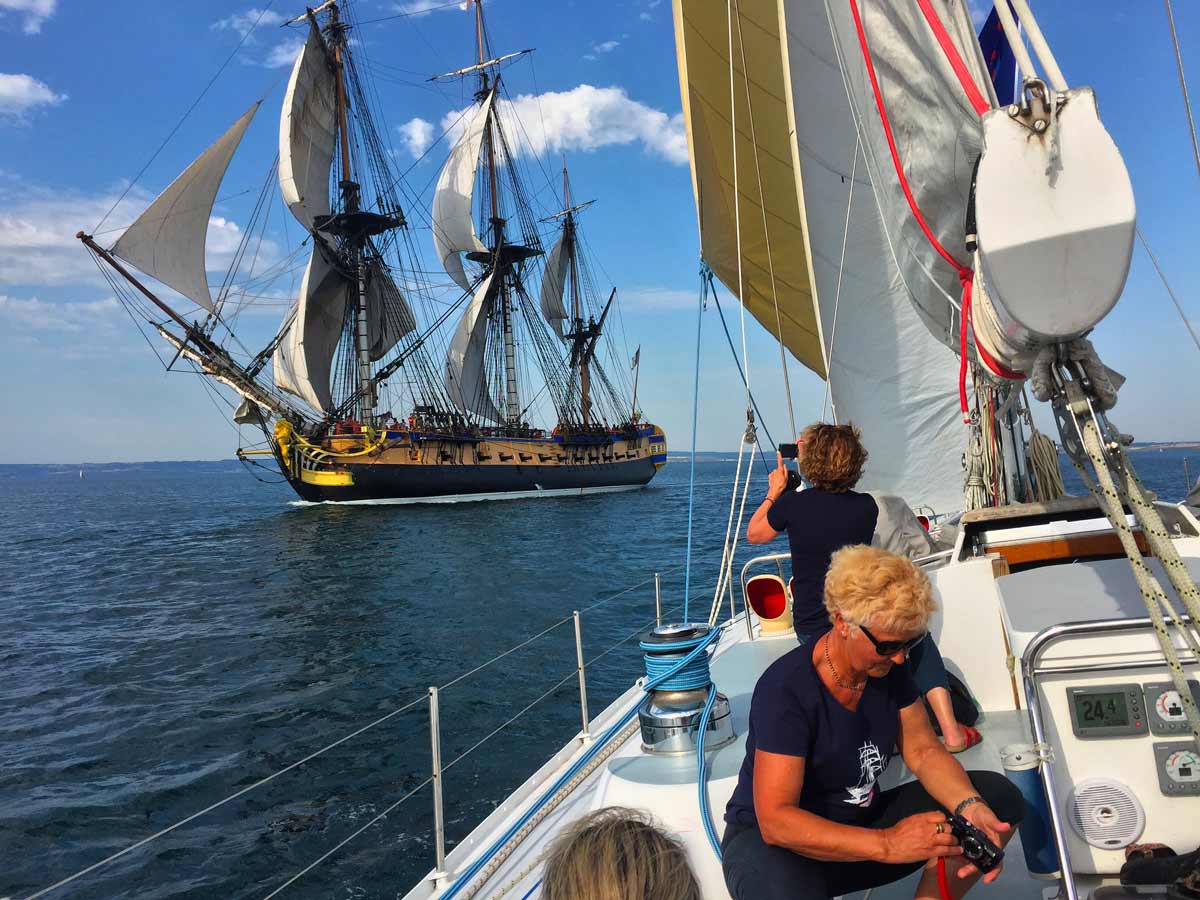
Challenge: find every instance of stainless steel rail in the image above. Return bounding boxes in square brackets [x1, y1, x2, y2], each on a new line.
[1021, 615, 1198, 900]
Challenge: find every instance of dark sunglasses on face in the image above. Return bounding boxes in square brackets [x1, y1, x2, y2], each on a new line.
[858, 625, 927, 657]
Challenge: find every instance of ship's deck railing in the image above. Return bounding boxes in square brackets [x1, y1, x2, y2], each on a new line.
[23, 567, 692, 900]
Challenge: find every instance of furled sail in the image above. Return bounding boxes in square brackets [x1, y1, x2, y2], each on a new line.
[539, 228, 570, 338]
[432, 89, 495, 293]
[111, 102, 259, 313]
[444, 271, 503, 423]
[279, 22, 337, 233]
[674, 0, 982, 512]
[272, 246, 351, 413]
[364, 259, 417, 361]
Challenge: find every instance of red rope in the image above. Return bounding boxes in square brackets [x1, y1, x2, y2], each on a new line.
[937, 857, 953, 900]
[916, 0, 990, 116]
[848, 0, 1023, 419]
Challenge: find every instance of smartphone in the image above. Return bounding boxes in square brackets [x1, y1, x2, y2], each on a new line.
[778, 443, 799, 460]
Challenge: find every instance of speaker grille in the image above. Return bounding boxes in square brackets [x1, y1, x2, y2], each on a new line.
[1067, 778, 1144, 849]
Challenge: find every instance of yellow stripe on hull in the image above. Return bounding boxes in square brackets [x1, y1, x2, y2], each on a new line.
[299, 468, 355, 487]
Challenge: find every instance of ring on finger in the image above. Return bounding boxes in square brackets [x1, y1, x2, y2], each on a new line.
[935, 823, 945, 835]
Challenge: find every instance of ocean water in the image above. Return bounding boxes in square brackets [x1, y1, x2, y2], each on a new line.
[1, 447, 1195, 899]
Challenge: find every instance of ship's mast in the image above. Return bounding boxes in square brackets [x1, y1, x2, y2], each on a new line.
[327, 3, 376, 423]
[476, 0, 520, 428]
[563, 162, 590, 427]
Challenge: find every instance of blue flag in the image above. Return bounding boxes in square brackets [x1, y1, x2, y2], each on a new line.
[978, 4, 1020, 107]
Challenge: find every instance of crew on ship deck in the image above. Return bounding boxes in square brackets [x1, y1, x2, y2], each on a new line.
[721, 545, 1023, 899]
[747, 422, 981, 753]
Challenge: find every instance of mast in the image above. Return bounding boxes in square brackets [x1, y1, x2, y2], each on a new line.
[328, 2, 375, 422]
[563, 162, 589, 427]
[476, 0, 520, 428]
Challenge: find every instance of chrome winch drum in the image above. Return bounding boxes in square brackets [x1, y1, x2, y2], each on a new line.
[637, 623, 735, 756]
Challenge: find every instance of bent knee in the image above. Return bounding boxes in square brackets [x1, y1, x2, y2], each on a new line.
[968, 769, 1026, 825]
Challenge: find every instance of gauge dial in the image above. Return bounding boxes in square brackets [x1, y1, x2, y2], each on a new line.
[1164, 750, 1200, 783]
[1155, 690, 1187, 722]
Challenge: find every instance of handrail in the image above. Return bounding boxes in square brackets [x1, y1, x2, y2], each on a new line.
[22, 568, 690, 900]
[738, 552, 791, 641]
[1020, 615, 1199, 900]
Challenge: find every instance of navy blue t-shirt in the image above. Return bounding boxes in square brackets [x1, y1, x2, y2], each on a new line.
[725, 643, 920, 828]
[766, 488, 878, 636]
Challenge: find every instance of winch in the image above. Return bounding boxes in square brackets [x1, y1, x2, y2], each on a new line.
[637, 623, 734, 756]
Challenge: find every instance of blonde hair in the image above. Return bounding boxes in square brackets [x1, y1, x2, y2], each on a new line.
[824, 545, 935, 635]
[798, 422, 869, 492]
[542, 807, 701, 900]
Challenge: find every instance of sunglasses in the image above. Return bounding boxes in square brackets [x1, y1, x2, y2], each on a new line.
[858, 625, 927, 658]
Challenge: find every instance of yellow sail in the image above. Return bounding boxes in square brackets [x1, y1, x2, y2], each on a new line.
[671, 0, 825, 377]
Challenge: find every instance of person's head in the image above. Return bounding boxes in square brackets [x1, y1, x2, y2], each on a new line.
[824, 545, 935, 678]
[797, 422, 868, 492]
[542, 807, 701, 900]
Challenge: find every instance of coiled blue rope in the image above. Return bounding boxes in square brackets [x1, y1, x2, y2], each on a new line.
[640, 631, 713, 692]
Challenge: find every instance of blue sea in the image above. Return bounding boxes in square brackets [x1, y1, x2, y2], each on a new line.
[1, 448, 1195, 899]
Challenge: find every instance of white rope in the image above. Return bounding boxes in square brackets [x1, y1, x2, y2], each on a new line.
[1027, 429, 1065, 502]
[710, 453, 758, 629]
[1005, 0, 1068, 92]
[710, 439, 749, 622]
[991, 0, 1039, 86]
[821, 135, 861, 424]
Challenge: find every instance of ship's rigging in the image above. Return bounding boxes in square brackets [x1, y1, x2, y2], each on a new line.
[77, 0, 639, 448]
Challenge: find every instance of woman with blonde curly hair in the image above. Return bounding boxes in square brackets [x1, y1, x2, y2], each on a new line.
[542, 807, 700, 900]
[722, 546, 1023, 900]
[746, 422, 980, 754]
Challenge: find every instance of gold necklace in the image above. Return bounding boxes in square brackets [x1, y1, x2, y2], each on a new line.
[824, 637, 866, 692]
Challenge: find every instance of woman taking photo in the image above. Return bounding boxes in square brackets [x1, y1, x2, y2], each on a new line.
[722, 545, 1022, 899]
[747, 422, 981, 753]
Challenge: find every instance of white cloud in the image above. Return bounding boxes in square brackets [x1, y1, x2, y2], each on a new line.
[639, 12, 652, 21]
[394, 0, 470, 15]
[397, 117, 435, 158]
[0, 73, 66, 119]
[0, 293, 122, 332]
[211, 7, 286, 38]
[620, 287, 698, 311]
[593, 40, 619, 54]
[441, 85, 687, 165]
[262, 38, 304, 68]
[0, 0, 56, 34]
[0, 181, 279, 295]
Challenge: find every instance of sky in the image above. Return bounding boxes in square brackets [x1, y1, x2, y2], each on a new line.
[1, 0, 1199, 462]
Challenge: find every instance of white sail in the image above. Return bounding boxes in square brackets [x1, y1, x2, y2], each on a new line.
[272, 245, 351, 413]
[444, 271, 503, 423]
[111, 102, 259, 313]
[364, 259, 417, 361]
[775, 0, 975, 514]
[539, 229, 570, 338]
[675, 0, 983, 512]
[432, 89, 495, 293]
[279, 22, 337, 233]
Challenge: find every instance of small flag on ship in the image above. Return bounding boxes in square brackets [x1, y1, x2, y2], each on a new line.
[631, 345, 640, 369]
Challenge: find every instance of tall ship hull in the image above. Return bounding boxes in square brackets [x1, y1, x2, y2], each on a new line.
[275, 423, 667, 502]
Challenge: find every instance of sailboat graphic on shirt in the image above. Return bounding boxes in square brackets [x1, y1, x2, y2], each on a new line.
[845, 741, 887, 806]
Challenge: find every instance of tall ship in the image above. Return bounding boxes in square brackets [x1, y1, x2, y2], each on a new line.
[77, 1, 666, 503]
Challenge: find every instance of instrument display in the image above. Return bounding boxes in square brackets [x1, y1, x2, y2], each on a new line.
[1067, 684, 1147, 738]
[1153, 742, 1200, 796]
[1142, 680, 1200, 736]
